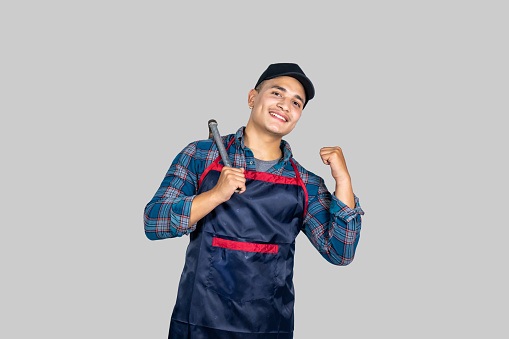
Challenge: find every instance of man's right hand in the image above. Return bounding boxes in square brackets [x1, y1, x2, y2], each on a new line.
[189, 166, 246, 226]
[211, 167, 246, 203]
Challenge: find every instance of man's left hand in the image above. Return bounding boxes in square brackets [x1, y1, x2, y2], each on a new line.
[319, 146, 356, 209]
[319, 147, 351, 183]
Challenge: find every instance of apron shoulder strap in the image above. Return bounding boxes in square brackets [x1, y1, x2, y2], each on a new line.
[289, 159, 309, 219]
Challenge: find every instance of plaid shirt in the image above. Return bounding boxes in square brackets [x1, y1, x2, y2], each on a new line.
[144, 127, 365, 265]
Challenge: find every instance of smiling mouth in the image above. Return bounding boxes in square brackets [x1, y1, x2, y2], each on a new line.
[269, 111, 287, 122]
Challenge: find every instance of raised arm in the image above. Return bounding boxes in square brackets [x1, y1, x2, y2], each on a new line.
[301, 146, 364, 265]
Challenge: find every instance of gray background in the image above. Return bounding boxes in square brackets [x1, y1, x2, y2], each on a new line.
[1, 1, 507, 338]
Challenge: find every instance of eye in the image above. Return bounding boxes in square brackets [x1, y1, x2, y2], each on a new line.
[272, 91, 281, 97]
[293, 101, 301, 108]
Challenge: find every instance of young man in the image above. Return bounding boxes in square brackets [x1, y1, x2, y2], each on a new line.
[144, 63, 364, 339]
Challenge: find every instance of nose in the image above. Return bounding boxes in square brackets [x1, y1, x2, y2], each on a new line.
[276, 96, 291, 112]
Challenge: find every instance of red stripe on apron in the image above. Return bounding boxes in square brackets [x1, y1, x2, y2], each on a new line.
[212, 237, 279, 254]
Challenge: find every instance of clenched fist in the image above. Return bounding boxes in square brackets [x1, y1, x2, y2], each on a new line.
[320, 146, 355, 208]
[211, 166, 247, 203]
[320, 147, 351, 183]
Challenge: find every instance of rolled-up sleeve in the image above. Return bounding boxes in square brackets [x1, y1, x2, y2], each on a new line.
[302, 177, 365, 265]
[144, 142, 200, 240]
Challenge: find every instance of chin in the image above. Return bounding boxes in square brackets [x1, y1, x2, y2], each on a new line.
[266, 126, 292, 137]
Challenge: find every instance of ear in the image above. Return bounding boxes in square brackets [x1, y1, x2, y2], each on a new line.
[248, 89, 258, 108]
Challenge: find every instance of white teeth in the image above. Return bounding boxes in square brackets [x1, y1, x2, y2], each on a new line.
[270, 112, 287, 122]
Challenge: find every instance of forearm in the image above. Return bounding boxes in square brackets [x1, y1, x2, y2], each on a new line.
[334, 178, 355, 209]
[144, 190, 222, 239]
[189, 188, 223, 225]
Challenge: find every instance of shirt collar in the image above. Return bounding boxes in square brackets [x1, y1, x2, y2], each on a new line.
[234, 126, 293, 162]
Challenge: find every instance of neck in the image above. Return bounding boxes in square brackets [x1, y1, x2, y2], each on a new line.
[244, 124, 283, 161]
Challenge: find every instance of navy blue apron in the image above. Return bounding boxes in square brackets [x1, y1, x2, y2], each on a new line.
[169, 138, 308, 339]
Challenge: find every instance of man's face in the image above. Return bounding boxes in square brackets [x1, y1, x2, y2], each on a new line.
[247, 76, 306, 138]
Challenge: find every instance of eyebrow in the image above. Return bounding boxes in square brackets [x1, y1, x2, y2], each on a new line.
[270, 86, 305, 105]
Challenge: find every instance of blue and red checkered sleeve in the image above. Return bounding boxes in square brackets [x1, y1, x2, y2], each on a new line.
[144, 142, 200, 240]
[302, 175, 364, 266]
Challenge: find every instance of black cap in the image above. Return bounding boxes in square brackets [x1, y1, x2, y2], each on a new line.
[255, 63, 315, 108]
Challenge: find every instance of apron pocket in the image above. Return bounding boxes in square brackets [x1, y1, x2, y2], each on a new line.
[206, 236, 279, 302]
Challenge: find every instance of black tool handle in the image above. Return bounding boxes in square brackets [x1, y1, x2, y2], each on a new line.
[208, 120, 241, 193]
